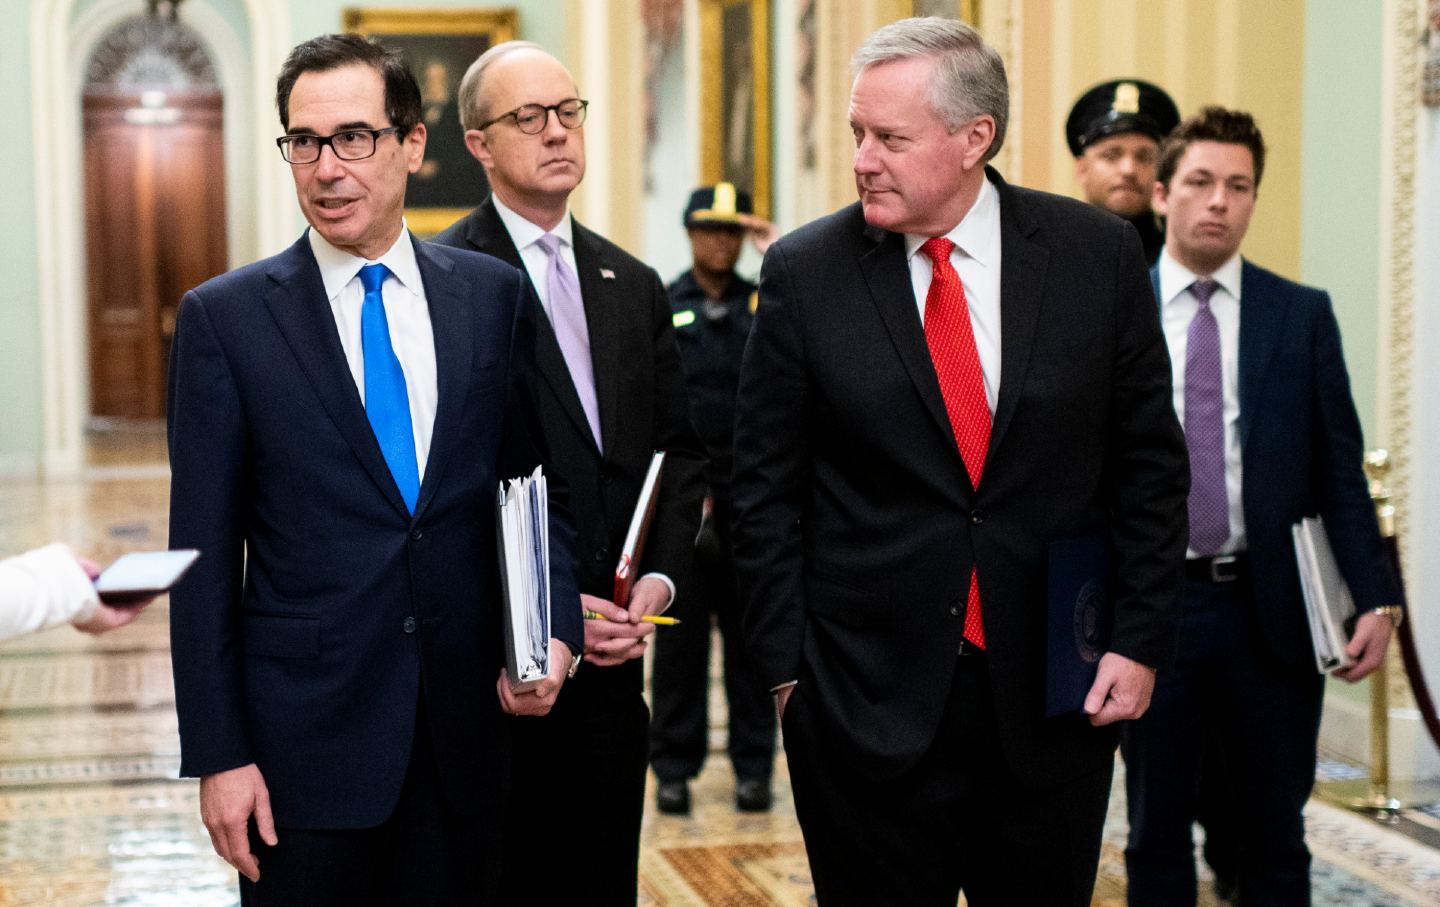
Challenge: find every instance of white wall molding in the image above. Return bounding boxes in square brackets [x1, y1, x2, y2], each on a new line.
[1321, 693, 1440, 780]
[30, 0, 290, 478]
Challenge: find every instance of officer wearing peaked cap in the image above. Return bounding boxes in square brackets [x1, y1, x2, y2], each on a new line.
[650, 182, 780, 816]
[1067, 78, 1180, 263]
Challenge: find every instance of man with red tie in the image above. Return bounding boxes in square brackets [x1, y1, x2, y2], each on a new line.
[731, 17, 1188, 906]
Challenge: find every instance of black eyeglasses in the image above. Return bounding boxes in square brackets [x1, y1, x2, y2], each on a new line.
[477, 99, 589, 135]
[276, 127, 402, 164]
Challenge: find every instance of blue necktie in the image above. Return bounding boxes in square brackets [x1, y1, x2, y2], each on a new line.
[359, 263, 419, 513]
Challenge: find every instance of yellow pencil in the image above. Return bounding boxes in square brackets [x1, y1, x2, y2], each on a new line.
[582, 610, 680, 625]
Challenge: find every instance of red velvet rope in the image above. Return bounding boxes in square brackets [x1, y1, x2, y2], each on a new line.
[1387, 538, 1440, 752]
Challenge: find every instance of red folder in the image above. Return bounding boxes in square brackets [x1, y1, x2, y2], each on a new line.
[614, 452, 666, 605]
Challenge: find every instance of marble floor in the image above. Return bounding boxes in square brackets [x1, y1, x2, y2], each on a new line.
[2, 423, 1439, 905]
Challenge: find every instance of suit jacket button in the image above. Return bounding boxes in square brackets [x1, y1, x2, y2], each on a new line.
[594, 547, 610, 563]
[403, 616, 417, 634]
[950, 603, 963, 617]
[969, 509, 987, 525]
[411, 528, 423, 541]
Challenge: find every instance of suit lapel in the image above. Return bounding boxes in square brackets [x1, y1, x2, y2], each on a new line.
[988, 178, 1050, 460]
[570, 220, 617, 455]
[466, 201, 598, 452]
[858, 226, 958, 465]
[1236, 259, 1286, 446]
[262, 234, 411, 520]
[411, 236, 473, 521]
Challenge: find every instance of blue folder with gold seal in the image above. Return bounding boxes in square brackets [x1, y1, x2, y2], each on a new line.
[1045, 534, 1112, 717]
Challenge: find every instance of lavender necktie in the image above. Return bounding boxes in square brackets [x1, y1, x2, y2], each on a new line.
[1185, 279, 1227, 555]
[536, 233, 603, 451]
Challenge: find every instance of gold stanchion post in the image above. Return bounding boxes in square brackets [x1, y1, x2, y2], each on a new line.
[1317, 450, 1440, 815]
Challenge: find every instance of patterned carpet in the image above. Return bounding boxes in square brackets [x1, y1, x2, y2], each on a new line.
[2, 426, 1438, 905]
[635, 736, 1440, 906]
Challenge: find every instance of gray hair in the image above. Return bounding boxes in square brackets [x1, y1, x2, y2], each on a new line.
[851, 17, 1009, 161]
[457, 39, 548, 131]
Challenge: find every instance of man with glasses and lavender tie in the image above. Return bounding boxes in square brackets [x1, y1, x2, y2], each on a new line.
[433, 40, 705, 905]
[1123, 106, 1403, 905]
[167, 34, 581, 906]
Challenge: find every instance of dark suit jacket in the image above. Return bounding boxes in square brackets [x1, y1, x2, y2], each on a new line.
[1151, 260, 1401, 666]
[733, 170, 1189, 788]
[432, 200, 705, 648]
[166, 232, 580, 830]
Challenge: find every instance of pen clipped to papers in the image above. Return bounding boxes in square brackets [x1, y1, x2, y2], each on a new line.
[583, 609, 681, 626]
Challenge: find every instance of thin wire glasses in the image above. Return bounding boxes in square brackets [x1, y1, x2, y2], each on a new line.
[477, 99, 589, 135]
[276, 127, 402, 164]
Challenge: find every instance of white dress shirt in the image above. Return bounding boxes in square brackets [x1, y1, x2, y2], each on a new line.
[491, 195, 579, 325]
[309, 225, 438, 480]
[1157, 249, 1246, 556]
[0, 544, 100, 642]
[904, 177, 1003, 414]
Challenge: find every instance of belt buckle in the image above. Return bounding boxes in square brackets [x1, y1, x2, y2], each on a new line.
[1210, 554, 1238, 583]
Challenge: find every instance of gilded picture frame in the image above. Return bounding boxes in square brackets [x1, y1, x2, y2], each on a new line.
[699, 0, 771, 218]
[910, 0, 979, 23]
[343, 7, 518, 235]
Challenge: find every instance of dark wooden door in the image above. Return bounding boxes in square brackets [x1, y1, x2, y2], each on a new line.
[84, 92, 226, 418]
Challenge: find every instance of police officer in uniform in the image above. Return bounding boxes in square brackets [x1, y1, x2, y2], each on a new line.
[1067, 78, 1180, 264]
[650, 183, 778, 815]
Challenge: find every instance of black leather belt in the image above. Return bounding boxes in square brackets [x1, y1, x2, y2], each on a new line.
[1186, 553, 1249, 583]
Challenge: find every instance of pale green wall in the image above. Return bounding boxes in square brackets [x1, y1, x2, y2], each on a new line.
[1300, 0, 1383, 706]
[0, 4, 42, 466]
[1300, 0, 1382, 435]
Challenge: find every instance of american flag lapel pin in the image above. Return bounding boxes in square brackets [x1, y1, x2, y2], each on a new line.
[600, 268, 616, 280]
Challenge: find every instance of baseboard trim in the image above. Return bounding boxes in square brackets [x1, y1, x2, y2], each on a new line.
[1321, 692, 1440, 779]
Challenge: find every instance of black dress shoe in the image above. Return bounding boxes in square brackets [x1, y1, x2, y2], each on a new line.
[735, 778, 772, 812]
[656, 780, 690, 815]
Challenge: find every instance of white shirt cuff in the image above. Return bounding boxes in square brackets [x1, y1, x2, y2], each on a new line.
[638, 572, 676, 613]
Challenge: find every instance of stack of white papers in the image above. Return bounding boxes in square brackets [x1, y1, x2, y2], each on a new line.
[497, 467, 550, 691]
[1292, 515, 1356, 674]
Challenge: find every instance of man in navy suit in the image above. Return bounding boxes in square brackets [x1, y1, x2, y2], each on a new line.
[1123, 106, 1404, 905]
[166, 34, 580, 906]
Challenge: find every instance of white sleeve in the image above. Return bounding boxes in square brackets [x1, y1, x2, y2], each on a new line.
[0, 544, 101, 641]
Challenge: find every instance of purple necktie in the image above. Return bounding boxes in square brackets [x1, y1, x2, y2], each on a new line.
[1185, 279, 1227, 555]
[536, 233, 603, 451]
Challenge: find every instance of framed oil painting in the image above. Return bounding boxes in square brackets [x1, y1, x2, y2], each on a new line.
[343, 7, 517, 235]
[910, 0, 978, 22]
[699, 0, 771, 218]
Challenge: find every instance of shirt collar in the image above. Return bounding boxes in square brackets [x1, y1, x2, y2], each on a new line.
[491, 194, 574, 253]
[903, 177, 1000, 267]
[308, 222, 424, 300]
[1157, 247, 1243, 306]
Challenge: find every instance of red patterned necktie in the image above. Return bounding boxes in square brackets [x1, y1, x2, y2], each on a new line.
[921, 237, 990, 650]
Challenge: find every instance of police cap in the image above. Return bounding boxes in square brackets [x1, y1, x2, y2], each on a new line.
[683, 182, 753, 229]
[1065, 79, 1180, 157]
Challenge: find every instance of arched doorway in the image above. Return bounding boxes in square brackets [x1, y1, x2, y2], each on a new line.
[82, 11, 226, 419]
